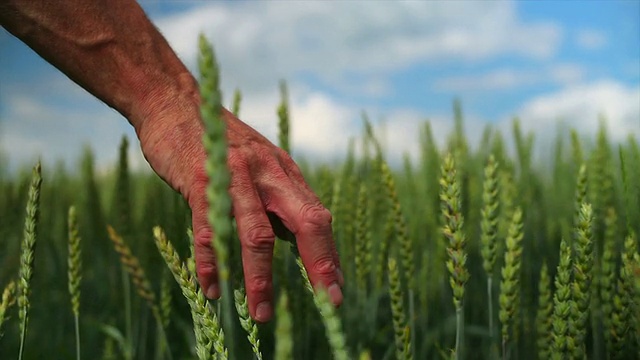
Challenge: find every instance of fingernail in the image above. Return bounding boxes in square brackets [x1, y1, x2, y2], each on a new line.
[336, 268, 344, 286]
[327, 282, 343, 306]
[256, 301, 272, 322]
[206, 284, 220, 299]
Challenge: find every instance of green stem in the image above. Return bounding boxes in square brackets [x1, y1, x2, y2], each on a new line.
[155, 318, 173, 360]
[455, 306, 463, 360]
[18, 315, 27, 360]
[220, 280, 236, 360]
[409, 289, 415, 358]
[75, 313, 81, 360]
[488, 276, 494, 343]
[122, 268, 133, 360]
[503, 337, 507, 360]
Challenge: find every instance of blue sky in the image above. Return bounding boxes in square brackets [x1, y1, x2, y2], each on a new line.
[1, 1, 638, 172]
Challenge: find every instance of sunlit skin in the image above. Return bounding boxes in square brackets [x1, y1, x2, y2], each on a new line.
[0, 0, 343, 323]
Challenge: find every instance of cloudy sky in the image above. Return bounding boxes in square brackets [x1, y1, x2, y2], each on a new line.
[1, 1, 638, 172]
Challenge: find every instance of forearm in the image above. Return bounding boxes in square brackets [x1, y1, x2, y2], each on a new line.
[0, 0, 198, 132]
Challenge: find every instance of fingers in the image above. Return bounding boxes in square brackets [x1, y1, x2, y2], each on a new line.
[276, 151, 344, 285]
[263, 180, 343, 306]
[230, 166, 276, 323]
[189, 181, 220, 299]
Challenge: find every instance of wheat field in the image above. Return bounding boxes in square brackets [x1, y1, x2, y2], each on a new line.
[0, 35, 638, 360]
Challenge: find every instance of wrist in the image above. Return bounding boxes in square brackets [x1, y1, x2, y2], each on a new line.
[128, 70, 200, 135]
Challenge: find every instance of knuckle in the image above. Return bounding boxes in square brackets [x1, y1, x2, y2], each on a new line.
[311, 256, 337, 277]
[196, 261, 217, 279]
[193, 228, 213, 248]
[300, 204, 333, 229]
[244, 224, 275, 252]
[276, 147, 293, 162]
[246, 276, 271, 295]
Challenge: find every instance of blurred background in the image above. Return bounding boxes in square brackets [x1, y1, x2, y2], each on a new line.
[1, 2, 639, 359]
[1, 0, 638, 170]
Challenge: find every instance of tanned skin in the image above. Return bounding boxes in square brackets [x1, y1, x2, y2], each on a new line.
[0, 0, 343, 322]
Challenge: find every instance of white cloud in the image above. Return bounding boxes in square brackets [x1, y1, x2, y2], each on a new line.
[434, 64, 585, 92]
[512, 80, 639, 144]
[144, 0, 563, 166]
[151, 1, 562, 97]
[12, 1, 635, 176]
[230, 87, 360, 162]
[576, 29, 607, 50]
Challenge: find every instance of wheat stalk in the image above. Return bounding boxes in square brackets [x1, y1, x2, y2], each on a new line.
[355, 183, 372, 294]
[107, 226, 160, 319]
[440, 153, 468, 360]
[536, 262, 553, 360]
[18, 162, 42, 360]
[381, 161, 414, 291]
[613, 232, 638, 358]
[600, 207, 619, 354]
[68, 206, 82, 360]
[388, 257, 412, 360]
[551, 238, 572, 360]
[570, 203, 594, 358]
[198, 33, 236, 359]
[277, 80, 291, 154]
[480, 155, 500, 342]
[153, 226, 226, 360]
[234, 288, 262, 360]
[231, 88, 242, 117]
[499, 207, 524, 359]
[0, 281, 16, 339]
[294, 256, 350, 360]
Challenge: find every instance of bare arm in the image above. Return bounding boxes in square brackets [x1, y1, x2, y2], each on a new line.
[0, 0, 343, 322]
[0, 0, 192, 127]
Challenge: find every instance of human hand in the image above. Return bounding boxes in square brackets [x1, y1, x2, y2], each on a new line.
[136, 86, 343, 323]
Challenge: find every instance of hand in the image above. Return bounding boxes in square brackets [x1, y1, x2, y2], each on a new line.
[0, 0, 341, 322]
[136, 87, 343, 323]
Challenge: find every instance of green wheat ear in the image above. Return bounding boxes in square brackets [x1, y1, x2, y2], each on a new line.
[234, 288, 262, 360]
[600, 207, 619, 353]
[68, 206, 82, 316]
[231, 88, 242, 117]
[198, 33, 236, 358]
[355, 183, 372, 294]
[499, 207, 524, 360]
[0, 281, 17, 339]
[315, 287, 350, 360]
[18, 161, 42, 360]
[440, 153, 468, 309]
[107, 226, 160, 320]
[388, 257, 411, 360]
[551, 238, 573, 360]
[381, 161, 414, 291]
[153, 226, 226, 360]
[618, 233, 638, 356]
[481, 155, 500, 275]
[68, 206, 82, 360]
[294, 257, 350, 360]
[480, 154, 500, 343]
[536, 262, 553, 360]
[570, 203, 593, 359]
[277, 80, 291, 154]
[440, 153, 468, 360]
[573, 165, 588, 227]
